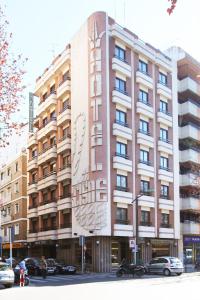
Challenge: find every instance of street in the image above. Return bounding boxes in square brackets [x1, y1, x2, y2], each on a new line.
[0, 272, 199, 300]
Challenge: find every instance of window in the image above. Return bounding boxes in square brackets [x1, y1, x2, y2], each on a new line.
[16, 162, 19, 173]
[161, 213, 170, 227]
[50, 162, 56, 172]
[14, 224, 19, 235]
[42, 92, 48, 101]
[15, 203, 19, 214]
[63, 71, 70, 82]
[32, 172, 37, 183]
[140, 180, 150, 194]
[139, 89, 149, 104]
[15, 182, 19, 193]
[141, 211, 150, 226]
[115, 77, 126, 93]
[139, 60, 148, 74]
[43, 117, 48, 127]
[140, 149, 149, 164]
[7, 169, 11, 176]
[160, 100, 168, 113]
[160, 156, 169, 171]
[50, 110, 56, 120]
[63, 99, 70, 111]
[115, 46, 125, 61]
[1, 172, 4, 180]
[50, 84, 55, 94]
[116, 175, 127, 191]
[160, 185, 169, 199]
[43, 166, 49, 177]
[139, 119, 149, 134]
[63, 127, 70, 138]
[159, 72, 167, 85]
[42, 141, 48, 151]
[63, 155, 70, 167]
[63, 184, 71, 198]
[51, 190, 56, 201]
[116, 142, 127, 158]
[160, 128, 168, 142]
[116, 208, 128, 224]
[50, 136, 56, 146]
[7, 206, 11, 216]
[42, 192, 48, 203]
[32, 149, 37, 158]
[116, 110, 127, 126]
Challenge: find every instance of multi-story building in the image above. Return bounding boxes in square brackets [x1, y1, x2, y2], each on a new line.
[27, 11, 180, 271]
[0, 149, 27, 257]
[167, 47, 200, 264]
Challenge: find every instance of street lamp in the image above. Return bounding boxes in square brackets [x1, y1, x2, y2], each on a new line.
[131, 194, 143, 265]
[0, 207, 6, 258]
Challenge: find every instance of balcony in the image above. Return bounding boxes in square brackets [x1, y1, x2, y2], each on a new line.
[178, 77, 200, 96]
[27, 207, 38, 218]
[113, 155, 132, 172]
[181, 222, 200, 235]
[57, 135, 71, 154]
[37, 146, 57, 165]
[57, 195, 71, 210]
[37, 171, 57, 191]
[113, 223, 133, 237]
[113, 189, 133, 205]
[179, 100, 200, 120]
[57, 106, 71, 126]
[159, 226, 174, 238]
[28, 133, 37, 148]
[138, 225, 156, 238]
[1, 215, 12, 224]
[158, 168, 173, 182]
[0, 175, 12, 188]
[27, 232, 38, 242]
[181, 197, 200, 211]
[57, 227, 72, 239]
[112, 88, 131, 109]
[157, 109, 173, 127]
[179, 149, 200, 165]
[37, 92, 57, 116]
[158, 139, 173, 155]
[57, 164, 71, 182]
[38, 201, 57, 216]
[138, 194, 155, 208]
[37, 228, 57, 241]
[136, 70, 153, 89]
[136, 100, 153, 119]
[157, 82, 172, 99]
[137, 160, 154, 178]
[37, 118, 57, 141]
[27, 182, 37, 195]
[137, 129, 154, 148]
[180, 173, 198, 187]
[112, 56, 131, 78]
[179, 124, 200, 141]
[159, 198, 174, 210]
[57, 79, 71, 99]
[27, 157, 38, 172]
[113, 121, 132, 140]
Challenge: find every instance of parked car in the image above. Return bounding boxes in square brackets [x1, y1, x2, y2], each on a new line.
[46, 259, 57, 275]
[5, 258, 18, 268]
[0, 262, 15, 288]
[46, 258, 76, 275]
[146, 257, 184, 276]
[24, 257, 43, 276]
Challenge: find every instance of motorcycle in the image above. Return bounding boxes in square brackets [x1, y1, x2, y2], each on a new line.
[116, 260, 145, 278]
[14, 266, 30, 286]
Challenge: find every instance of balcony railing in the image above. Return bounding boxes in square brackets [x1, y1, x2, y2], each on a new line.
[115, 186, 129, 192]
[38, 171, 56, 181]
[60, 223, 72, 228]
[114, 87, 128, 96]
[158, 108, 172, 116]
[160, 223, 172, 228]
[59, 164, 71, 171]
[140, 221, 152, 226]
[39, 198, 57, 206]
[39, 91, 56, 106]
[159, 166, 170, 172]
[38, 144, 56, 156]
[160, 194, 169, 200]
[158, 80, 168, 87]
[159, 137, 171, 144]
[114, 54, 128, 64]
[28, 180, 38, 185]
[28, 204, 38, 209]
[39, 117, 57, 130]
[58, 134, 71, 143]
[29, 229, 38, 234]
[115, 152, 129, 159]
[115, 219, 129, 225]
[58, 76, 71, 87]
[115, 119, 129, 127]
[137, 68, 151, 77]
[59, 104, 71, 114]
[139, 159, 152, 166]
[59, 193, 71, 199]
[140, 190, 153, 196]
[138, 98, 152, 107]
[39, 226, 57, 232]
[138, 129, 150, 136]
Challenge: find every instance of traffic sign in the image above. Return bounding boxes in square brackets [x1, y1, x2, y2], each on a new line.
[129, 239, 136, 249]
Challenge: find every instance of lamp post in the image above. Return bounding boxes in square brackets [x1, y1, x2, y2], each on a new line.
[0, 207, 6, 258]
[131, 194, 143, 265]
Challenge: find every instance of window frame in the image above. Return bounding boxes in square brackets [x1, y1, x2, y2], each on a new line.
[115, 45, 126, 62]
[139, 60, 148, 74]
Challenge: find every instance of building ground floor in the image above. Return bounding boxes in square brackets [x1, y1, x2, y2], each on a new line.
[26, 236, 178, 272]
[2, 241, 28, 259]
[183, 235, 200, 264]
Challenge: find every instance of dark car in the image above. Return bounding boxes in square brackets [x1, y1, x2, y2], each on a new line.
[24, 257, 43, 276]
[46, 259, 57, 275]
[46, 258, 76, 275]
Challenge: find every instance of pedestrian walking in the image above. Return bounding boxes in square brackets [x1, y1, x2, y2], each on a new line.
[40, 256, 47, 279]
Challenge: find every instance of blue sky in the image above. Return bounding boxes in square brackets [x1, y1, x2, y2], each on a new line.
[1, 0, 200, 162]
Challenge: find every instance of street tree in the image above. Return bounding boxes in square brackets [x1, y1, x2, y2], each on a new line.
[0, 5, 27, 147]
[167, 0, 177, 15]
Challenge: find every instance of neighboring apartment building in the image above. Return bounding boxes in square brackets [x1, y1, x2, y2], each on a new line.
[27, 11, 180, 271]
[167, 47, 200, 264]
[0, 149, 27, 257]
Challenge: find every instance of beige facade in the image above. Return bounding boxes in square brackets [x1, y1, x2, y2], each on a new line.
[0, 149, 27, 257]
[27, 12, 180, 271]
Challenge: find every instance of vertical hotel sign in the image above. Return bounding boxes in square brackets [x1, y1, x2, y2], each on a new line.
[71, 13, 110, 236]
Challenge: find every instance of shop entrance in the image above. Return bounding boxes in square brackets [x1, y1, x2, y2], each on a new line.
[152, 243, 170, 257]
[111, 238, 129, 266]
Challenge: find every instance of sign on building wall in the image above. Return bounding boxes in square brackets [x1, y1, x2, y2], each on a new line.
[71, 13, 110, 236]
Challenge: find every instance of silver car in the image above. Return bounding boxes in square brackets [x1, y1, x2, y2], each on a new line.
[0, 262, 15, 288]
[146, 256, 184, 276]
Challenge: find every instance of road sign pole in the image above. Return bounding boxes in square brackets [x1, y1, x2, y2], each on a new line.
[9, 228, 13, 268]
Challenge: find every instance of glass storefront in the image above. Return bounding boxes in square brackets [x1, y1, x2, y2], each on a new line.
[183, 236, 200, 264]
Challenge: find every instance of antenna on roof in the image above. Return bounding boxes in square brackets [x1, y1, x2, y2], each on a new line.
[123, 0, 126, 27]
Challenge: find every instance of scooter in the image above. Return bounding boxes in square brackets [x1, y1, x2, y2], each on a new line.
[116, 260, 145, 278]
[14, 266, 30, 286]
